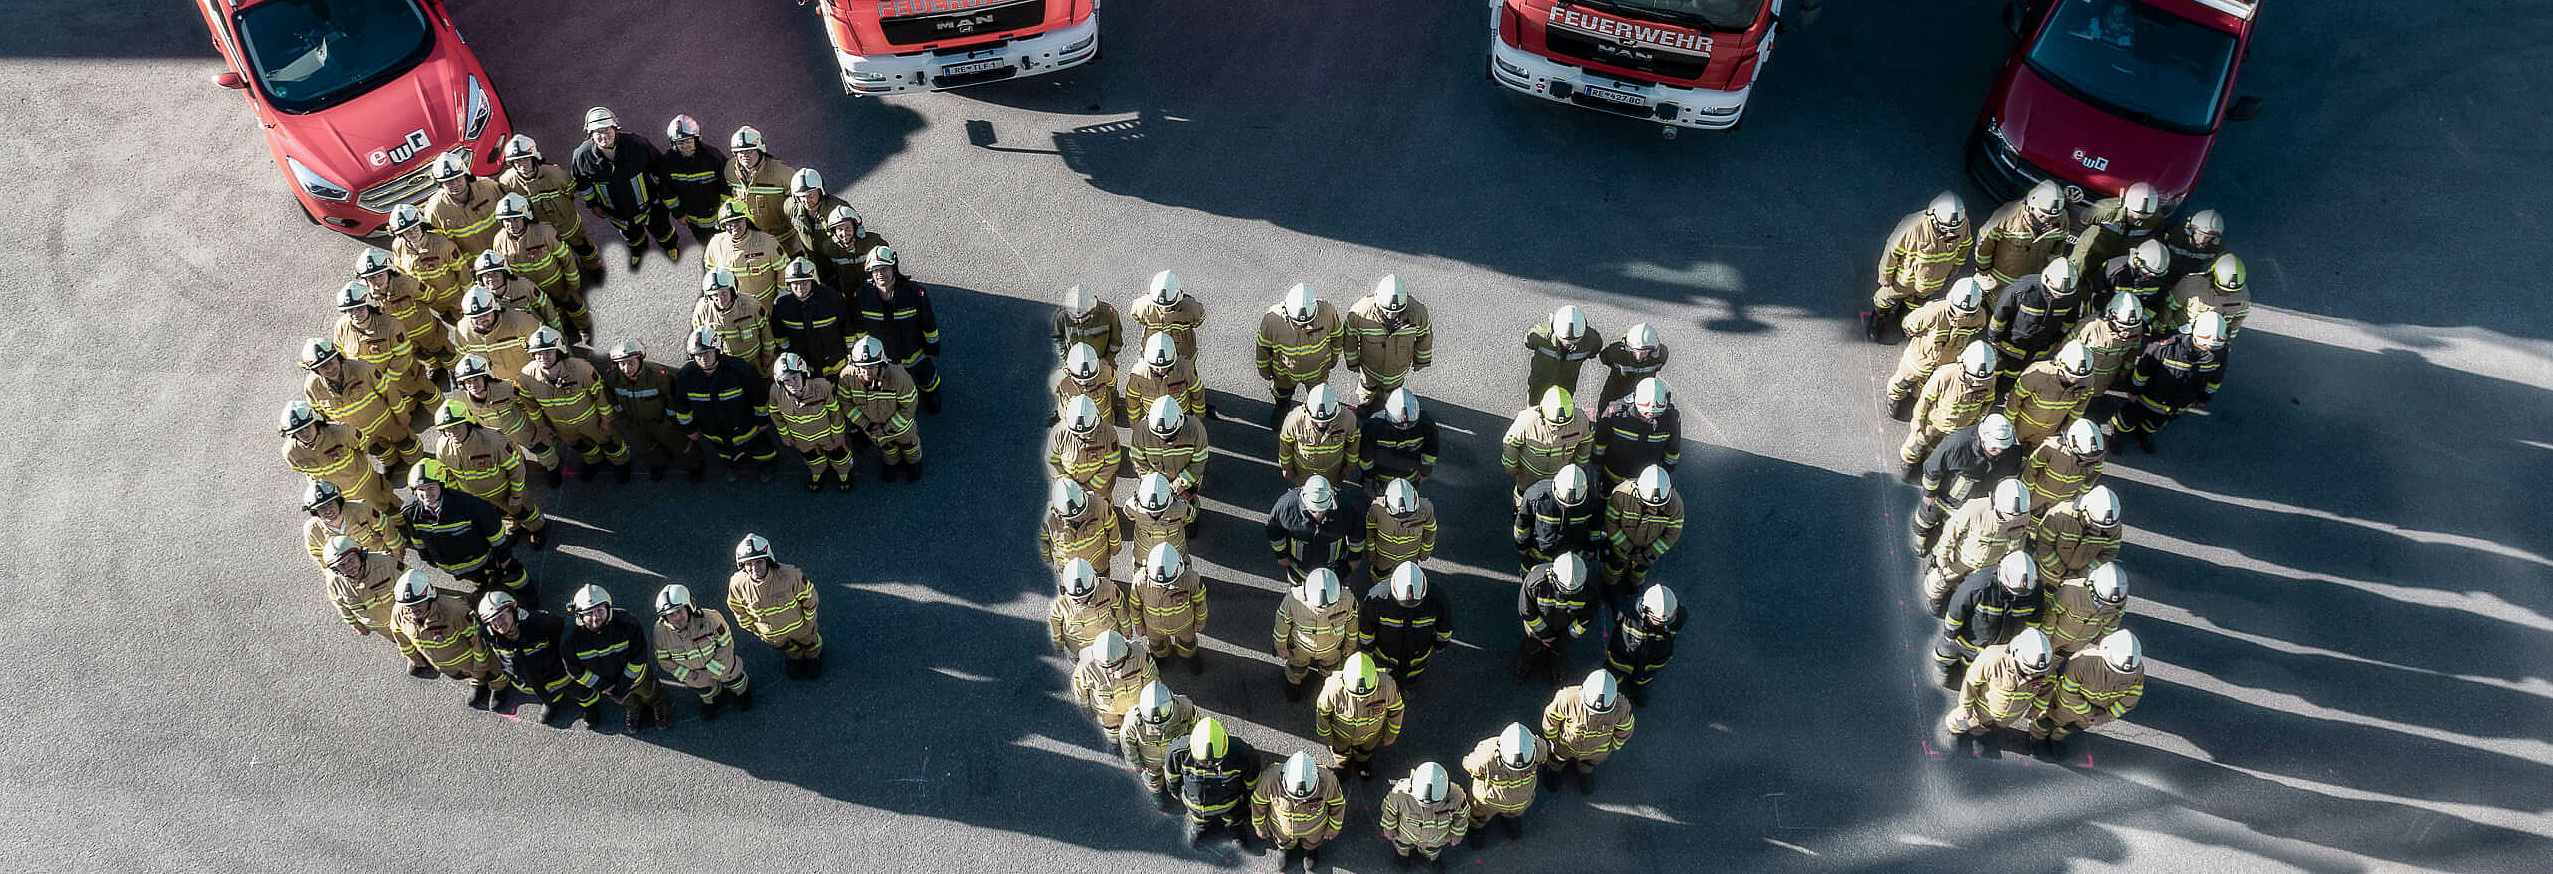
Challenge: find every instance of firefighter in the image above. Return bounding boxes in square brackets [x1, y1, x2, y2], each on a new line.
[604, 341, 699, 481]
[1124, 473, 1196, 562]
[2071, 292, 2149, 395]
[705, 201, 788, 307]
[783, 168, 852, 263]
[1936, 552, 2044, 688]
[1944, 626, 2055, 741]
[1124, 332, 1203, 422]
[1987, 259, 2087, 391]
[1512, 464, 1600, 577]
[2030, 486, 2122, 587]
[2161, 209, 2226, 287]
[1276, 384, 1358, 486]
[564, 584, 671, 731]
[1912, 414, 2023, 552]
[1047, 394, 1123, 498]
[1049, 558, 1131, 656]
[520, 327, 634, 484]
[1599, 466, 1683, 610]
[1366, 478, 1438, 579]
[674, 325, 779, 481]
[330, 282, 436, 416]
[402, 460, 537, 596]
[1605, 585, 1684, 707]
[1315, 652, 1404, 779]
[652, 583, 752, 719]
[469, 251, 559, 333]
[1461, 723, 1543, 842]
[354, 248, 455, 375]
[1923, 478, 2030, 616]
[1885, 277, 1991, 421]
[1119, 681, 1204, 810]
[823, 206, 892, 292]
[1540, 670, 1634, 793]
[301, 337, 423, 469]
[1975, 180, 2071, 295]
[852, 247, 944, 413]
[1267, 475, 1366, 584]
[1131, 396, 1209, 513]
[1053, 284, 1125, 368]
[1343, 274, 1433, 408]
[454, 286, 542, 385]
[2004, 340, 2097, 448]
[427, 400, 548, 547]
[421, 152, 503, 254]
[1592, 378, 1679, 496]
[2066, 182, 2165, 276]
[452, 352, 563, 474]
[1360, 564, 1451, 686]
[1900, 340, 2000, 478]
[318, 536, 431, 675]
[497, 134, 602, 276]
[1051, 343, 1119, 427]
[1381, 762, 1470, 872]
[658, 115, 727, 244]
[1522, 305, 1602, 406]
[2088, 239, 2171, 320]
[1256, 283, 1342, 427]
[1252, 751, 1347, 870]
[773, 257, 855, 374]
[1132, 543, 1210, 673]
[768, 352, 853, 491]
[2031, 629, 2145, 748]
[1071, 629, 1157, 733]
[570, 107, 679, 268]
[837, 335, 923, 481]
[281, 401, 396, 510]
[492, 192, 590, 345]
[302, 478, 407, 564]
[1132, 270, 1205, 358]
[1501, 387, 1594, 500]
[387, 204, 469, 318]
[729, 533, 825, 678]
[1514, 553, 1598, 685]
[1040, 478, 1124, 577]
[2110, 311, 2230, 453]
[1273, 567, 1359, 701]
[1594, 323, 1666, 411]
[1359, 388, 1438, 489]
[1163, 717, 1264, 848]
[392, 570, 508, 710]
[1867, 193, 1973, 344]
[2022, 419, 2108, 513]
[724, 126, 800, 254]
[2040, 561, 2128, 658]
[479, 590, 600, 729]
[2169, 254, 2251, 337]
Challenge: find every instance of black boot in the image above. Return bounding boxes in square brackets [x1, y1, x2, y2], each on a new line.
[838, 466, 859, 491]
[1183, 817, 1208, 848]
[1274, 847, 1300, 872]
[921, 389, 942, 415]
[546, 464, 567, 488]
[700, 694, 723, 722]
[1886, 391, 1918, 422]
[407, 664, 439, 679]
[1284, 677, 1304, 702]
[616, 462, 633, 484]
[526, 527, 554, 551]
[649, 464, 668, 481]
[1187, 651, 1205, 675]
[2134, 430, 2157, 454]
[904, 460, 923, 481]
[1500, 815, 1522, 840]
[806, 470, 826, 493]
[735, 688, 755, 711]
[580, 704, 606, 732]
[467, 684, 494, 710]
[1625, 684, 1649, 709]
[688, 462, 708, 483]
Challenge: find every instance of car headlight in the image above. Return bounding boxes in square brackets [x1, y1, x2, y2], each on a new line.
[849, 71, 890, 82]
[461, 74, 492, 141]
[286, 156, 351, 202]
[1494, 56, 1528, 78]
[1696, 105, 1740, 117]
[1062, 34, 1095, 54]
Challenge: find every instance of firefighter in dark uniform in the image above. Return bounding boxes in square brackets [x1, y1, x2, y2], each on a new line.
[1522, 305, 1602, 407]
[1511, 464, 1600, 577]
[568, 106, 678, 269]
[1163, 717, 1265, 849]
[1912, 413, 2024, 552]
[1590, 377, 1680, 497]
[671, 326, 778, 481]
[658, 114, 728, 244]
[851, 247, 944, 413]
[1935, 552, 2044, 689]
[604, 341, 702, 481]
[2087, 239, 2172, 318]
[1266, 475, 1368, 585]
[772, 257, 855, 374]
[1357, 387, 1439, 491]
[2161, 209, 2226, 287]
[1594, 323, 1667, 411]
[1605, 585, 1685, 707]
[1361, 564, 1453, 687]
[563, 584, 672, 731]
[783, 168, 853, 262]
[1986, 259, 2087, 392]
[399, 461, 533, 601]
[2108, 311, 2231, 453]
[2066, 182, 2167, 276]
[480, 590, 602, 730]
[1513, 554, 1598, 684]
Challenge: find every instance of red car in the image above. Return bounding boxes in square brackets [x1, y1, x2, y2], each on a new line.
[1968, 0, 2263, 210]
[196, 0, 515, 237]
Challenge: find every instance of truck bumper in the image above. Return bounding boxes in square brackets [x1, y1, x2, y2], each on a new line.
[836, 15, 1099, 95]
[1488, 38, 1748, 130]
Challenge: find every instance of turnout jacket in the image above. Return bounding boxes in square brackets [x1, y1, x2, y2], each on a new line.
[656, 140, 727, 224]
[569, 134, 672, 219]
[400, 489, 509, 575]
[851, 275, 942, 363]
[1937, 570, 2045, 668]
[671, 355, 772, 438]
[1357, 407, 1440, 482]
[1591, 401, 1680, 481]
[1162, 736, 1263, 817]
[1359, 583, 1451, 663]
[1512, 479, 1601, 558]
[487, 610, 580, 695]
[563, 609, 655, 696]
[653, 608, 746, 690]
[772, 284, 855, 371]
[1988, 274, 2087, 360]
[1920, 423, 2025, 499]
[1266, 484, 1369, 568]
[1517, 564, 1597, 643]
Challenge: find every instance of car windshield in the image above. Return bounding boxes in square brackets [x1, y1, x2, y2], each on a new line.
[2025, 0, 2237, 133]
[1573, 0, 1767, 32]
[235, 0, 435, 113]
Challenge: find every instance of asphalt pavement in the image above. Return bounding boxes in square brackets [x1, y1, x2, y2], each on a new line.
[2, 1, 2549, 871]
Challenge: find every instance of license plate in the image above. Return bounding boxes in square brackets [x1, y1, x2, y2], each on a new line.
[1580, 84, 1646, 107]
[944, 59, 1005, 76]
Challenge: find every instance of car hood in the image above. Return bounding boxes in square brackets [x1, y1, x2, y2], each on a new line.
[266, 48, 475, 187]
[1990, 66, 2210, 200]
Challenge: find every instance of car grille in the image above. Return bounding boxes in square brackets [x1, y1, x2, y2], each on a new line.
[358, 163, 439, 213]
[880, 0, 1047, 47]
[1544, 26, 1711, 81]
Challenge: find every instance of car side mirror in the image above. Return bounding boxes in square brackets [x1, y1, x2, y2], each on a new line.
[214, 70, 245, 89]
[2227, 96, 2264, 122]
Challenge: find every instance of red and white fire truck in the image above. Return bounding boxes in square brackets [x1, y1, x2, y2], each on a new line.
[807, 0, 1100, 95]
[1488, 0, 1787, 131]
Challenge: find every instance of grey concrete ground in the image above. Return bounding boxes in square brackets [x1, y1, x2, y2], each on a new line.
[3, 0, 2548, 870]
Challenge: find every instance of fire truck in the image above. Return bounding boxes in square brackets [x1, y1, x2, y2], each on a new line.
[807, 0, 1100, 95]
[1488, 0, 1787, 132]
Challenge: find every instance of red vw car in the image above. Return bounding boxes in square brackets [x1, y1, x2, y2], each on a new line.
[196, 0, 515, 237]
[1968, 0, 2263, 210]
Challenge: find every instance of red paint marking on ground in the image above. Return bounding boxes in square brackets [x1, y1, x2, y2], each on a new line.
[2078, 752, 2095, 768]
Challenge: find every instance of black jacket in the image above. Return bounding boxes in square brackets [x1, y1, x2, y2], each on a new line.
[1517, 566, 1598, 643]
[655, 141, 728, 222]
[2088, 255, 2167, 316]
[851, 276, 941, 362]
[488, 610, 580, 695]
[400, 488, 509, 574]
[563, 610, 654, 697]
[1936, 568, 2044, 667]
[1359, 583, 1451, 663]
[671, 354, 772, 439]
[1595, 341, 1668, 409]
[1988, 274, 2088, 360]
[2126, 332, 2226, 410]
[1920, 424, 2026, 498]
[1265, 484, 1369, 567]
[1591, 401, 1681, 481]
[1511, 479, 1600, 558]
[771, 283, 855, 373]
[1606, 604, 1687, 672]
[569, 134, 671, 218]
[1357, 409, 1439, 482]
[1162, 736, 1263, 815]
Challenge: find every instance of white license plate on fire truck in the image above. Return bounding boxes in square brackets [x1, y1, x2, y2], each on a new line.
[1580, 84, 1646, 107]
[944, 59, 1006, 76]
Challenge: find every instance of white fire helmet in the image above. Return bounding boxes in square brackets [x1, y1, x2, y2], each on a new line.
[1372, 274, 1409, 312]
[2081, 485, 2121, 527]
[1550, 305, 1586, 341]
[2122, 182, 2161, 216]
[1382, 388, 1419, 425]
[2088, 561, 2127, 605]
[1996, 550, 2038, 594]
[2055, 340, 2094, 378]
[1284, 752, 1322, 798]
[1554, 464, 1592, 503]
[1305, 384, 1339, 421]
[1058, 558, 1098, 598]
[1978, 414, 2018, 451]
[1302, 567, 1342, 608]
[1635, 465, 1673, 505]
[2099, 628, 2143, 672]
[1299, 475, 1336, 513]
[1148, 270, 1184, 305]
[1062, 284, 1095, 317]
[1143, 331, 1177, 367]
[2063, 419, 2106, 456]
[1551, 553, 1589, 593]
[1048, 477, 1087, 516]
[1497, 723, 1538, 768]
[1947, 276, 1986, 314]
[1959, 339, 1996, 379]
[1389, 563, 1427, 601]
[1147, 395, 1185, 437]
[1992, 478, 2029, 516]
[1580, 669, 1621, 711]
[1134, 473, 1173, 512]
[1925, 192, 1966, 228]
[1633, 377, 1671, 415]
[1063, 395, 1102, 435]
[1382, 478, 1418, 516]
[1282, 283, 1319, 323]
[2011, 627, 2055, 672]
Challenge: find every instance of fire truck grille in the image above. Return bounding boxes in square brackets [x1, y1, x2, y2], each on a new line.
[1543, 26, 1712, 81]
[880, 0, 1048, 47]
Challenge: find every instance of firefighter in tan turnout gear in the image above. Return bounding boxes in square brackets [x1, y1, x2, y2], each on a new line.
[1273, 567, 1358, 701]
[729, 534, 825, 678]
[837, 336, 923, 481]
[427, 399, 548, 549]
[2031, 629, 2146, 748]
[391, 570, 508, 710]
[1072, 629, 1157, 734]
[1365, 477, 1437, 579]
[1277, 384, 1358, 486]
[724, 126, 800, 255]
[1522, 305, 1601, 407]
[421, 151, 503, 254]
[387, 203, 469, 318]
[1047, 394, 1123, 498]
[1315, 652, 1404, 780]
[281, 400, 398, 511]
[1123, 473, 1195, 562]
[1342, 274, 1433, 406]
[318, 536, 431, 675]
[1945, 626, 2055, 741]
[1256, 283, 1342, 427]
[1039, 478, 1123, 577]
[455, 286, 542, 384]
[1885, 277, 1990, 421]
[1053, 285, 1124, 368]
[491, 192, 589, 345]
[1130, 270, 1208, 414]
[1048, 558, 1131, 656]
[1131, 543, 1210, 673]
[1600, 466, 1683, 606]
[1251, 751, 1346, 870]
[452, 351, 563, 474]
[2040, 560, 2129, 658]
[1975, 180, 2071, 294]
[354, 248, 455, 376]
[1118, 681, 1202, 810]
[1502, 387, 1593, 500]
[1462, 722, 1543, 842]
[1901, 340, 2000, 476]
[519, 326, 633, 484]
[2030, 484, 2122, 585]
[1050, 342, 1119, 427]
[302, 478, 406, 564]
[1131, 395, 1209, 512]
[1380, 762, 1470, 871]
[1124, 332, 1203, 421]
[497, 134, 602, 276]
[1925, 477, 2033, 615]
[767, 352, 853, 491]
[301, 337, 423, 469]
[695, 268, 777, 374]
[652, 583, 752, 719]
[2004, 340, 2098, 448]
[1541, 669, 1634, 792]
[705, 200, 789, 307]
[329, 282, 436, 417]
[1868, 193, 1972, 343]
